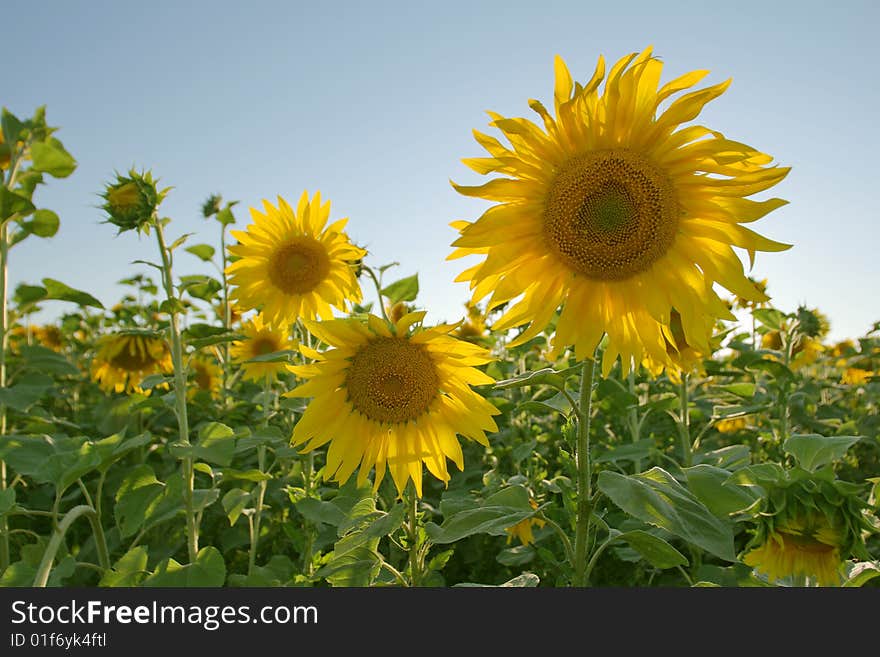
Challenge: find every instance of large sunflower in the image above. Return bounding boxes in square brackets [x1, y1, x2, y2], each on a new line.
[227, 191, 365, 326]
[287, 311, 500, 497]
[450, 48, 790, 375]
[90, 333, 173, 394]
[230, 313, 296, 382]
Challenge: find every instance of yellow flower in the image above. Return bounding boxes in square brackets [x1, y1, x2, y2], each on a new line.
[643, 309, 708, 383]
[505, 500, 545, 546]
[841, 368, 874, 385]
[716, 416, 749, 433]
[288, 311, 500, 497]
[227, 191, 365, 326]
[35, 325, 64, 351]
[733, 277, 769, 310]
[830, 339, 855, 359]
[743, 515, 845, 587]
[454, 301, 488, 340]
[761, 331, 783, 350]
[450, 48, 790, 375]
[189, 353, 223, 398]
[90, 333, 173, 394]
[230, 313, 295, 382]
[0, 127, 10, 170]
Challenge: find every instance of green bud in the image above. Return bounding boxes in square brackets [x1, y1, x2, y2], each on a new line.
[101, 169, 166, 233]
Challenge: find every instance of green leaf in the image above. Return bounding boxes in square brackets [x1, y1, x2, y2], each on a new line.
[222, 488, 252, 526]
[684, 465, 760, 517]
[782, 434, 862, 472]
[19, 345, 79, 376]
[99, 546, 149, 587]
[712, 403, 769, 419]
[168, 232, 194, 251]
[221, 468, 272, 482]
[184, 244, 216, 261]
[216, 207, 236, 226]
[114, 465, 164, 538]
[713, 382, 757, 398]
[497, 545, 535, 567]
[0, 186, 36, 221]
[14, 283, 48, 306]
[42, 278, 104, 308]
[597, 468, 736, 561]
[1, 108, 25, 144]
[245, 349, 297, 363]
[172, 422, 237, 466]
[753, 308, 786, 330]
[143, 546, 226, 587]
[0, 376, 53, 412]
[843, 562, 880, 587]
[16, 209, 60, 242]
[315, 546, 381, 587]
[30, 137, 77, 178]
[294, 498, 349, 526]
[381, 273, 419, 303]
[693, 445, 751, 470]
[0, 434, 57, 483]
[334, 504, 406, 557]
[494, 368, 569, 391]
[178, 275, 222, 301]
[455, 573, 541, 587]
[616, 530, 689, 569]
[595, 438, 655, 464]
[426, 485, 535, 544]
[0, 488, 16, 515]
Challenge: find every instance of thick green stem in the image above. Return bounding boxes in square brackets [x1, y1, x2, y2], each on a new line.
[679, 373, 692, 467]
[0, 220, 9, 571]
[33, 505, 110, 587]
[220, 224, 231, 407]
[572, 357, 596, 587]
[249, 377, 272, 575]
[154, 223, 198, 562]
[406, 483, 421, 587]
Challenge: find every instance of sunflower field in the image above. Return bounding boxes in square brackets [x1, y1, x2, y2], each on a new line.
[1, 48, 878, 590]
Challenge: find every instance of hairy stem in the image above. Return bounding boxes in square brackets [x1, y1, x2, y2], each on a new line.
[572, 357, 596, 587]
[33, 505, 110, 587]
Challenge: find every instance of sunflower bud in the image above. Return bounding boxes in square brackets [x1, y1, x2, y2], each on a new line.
[101, 170, 164, 233]
[796, 306, 830, 339]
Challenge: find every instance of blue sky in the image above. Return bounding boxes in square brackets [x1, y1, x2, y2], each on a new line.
[6, 0, 878, 341]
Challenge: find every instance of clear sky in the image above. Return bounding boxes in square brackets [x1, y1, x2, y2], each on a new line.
[6, 0, 878, 342]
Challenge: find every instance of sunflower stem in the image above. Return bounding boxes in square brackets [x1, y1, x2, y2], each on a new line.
[406, 482, 422, 587]
[249, 376, 272, 575]
[0, 219, 9, 572]
[33, 505, 110, 587]
[154, 220, 198, 563]
[363, 265, 390, 323]
[678, 373, 692, 467]
[220, 221, 231, 408]
[572, 356, 596, 587]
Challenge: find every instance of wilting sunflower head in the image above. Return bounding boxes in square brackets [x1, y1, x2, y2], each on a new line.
[450, 47, 790, 376]
[35, 325, 64, 351]
[226, 191, 365, 326]
[101, 170, 166, 233]
[742, 472, 872, 586]
[288, 311, 500, 497]
[189, 353, 223, 398]
[90, 332, 173, 394]
[796, 306, 830, 340]
[230, 313, 295, 383]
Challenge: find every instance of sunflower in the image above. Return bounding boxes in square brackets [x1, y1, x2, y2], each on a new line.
[450, 48, 790, 375]
[505, 500, 545, 546]
[189, 353, 223, 398]
[642, 309, 710, 383]
[841, 367, 874, 386]
[715, 416, 749, 434]
[230, 313, 295, 382]
[90, 333, 173, 394]
[35, 325, 64, 351]
[743, 515, 845, 587]
[226, 191, 365, 326]
[288, 311, 500, 497]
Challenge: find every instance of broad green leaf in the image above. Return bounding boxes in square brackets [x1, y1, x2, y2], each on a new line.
[617, 530, 689, 569]
[18, 345, 79, 376]
[99, 546, 149, 587]
[381, 273, 419, 303]
[0, 375, 53, 412]
[334, 504, 406, 557]
[176, 421, 236, 466]
[426, 485, 535, 544]
[30, 138, 77, 177]
[42, 278, 104, 308]
[726, 463, 787, 488]
[316, 546, 380, 587]
[1, 108, 24, 144]
[244, 349, 297, 363]
[597, 468, 736, 561]
[714, 382, 757, 398]
[455, 573, 541, 587]
[495, 368, 568, 391]
[168, 232, 194, 251]
[693, 445, 751, 470]
[185, 244, 216, 261]
[596, 378, 638, 412]
[179, 274, 221, 301]
[14, 283, 48, 306]
[0, 434, 57, 483]
[753, 308, 786, 330]
[712, 403, 769, 419]
[0, 488, 15, 515]
[497, 545, 536, 567]
[595, 439, 655, 464]
[193, 488, 220, 513]
[17, 209, 60, 241]
[0, 186, 35, 221]
[114, 465, 164, 538]
[143, 546, 226, 587]
[782, 434, 862, 472]
[843, 562, 880, 587]
[684, 465, 760, 517]
[221, 468, 272, 482]
[295, 497, 348, 526]
[222, 488, 252, 526]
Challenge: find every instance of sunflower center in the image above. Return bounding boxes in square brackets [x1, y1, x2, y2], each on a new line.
[109, 340, 157, 371]
[251, 336, 279, 356]
[346, 337, 439, 424]
[268, 237, 330, 294]
[543, 149, 679, 280]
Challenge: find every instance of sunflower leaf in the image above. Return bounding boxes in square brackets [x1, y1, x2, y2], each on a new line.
[41, 278, 104, 309]
[782, 434, 862, 472]
[381, 273, 419, 303]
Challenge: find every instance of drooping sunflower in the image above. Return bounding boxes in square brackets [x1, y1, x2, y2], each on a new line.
[35, 325, 64, 351]
[90, 332, 173, 394]
[288, 311, 500, 497]
[450, 48, 791, 375]
[226, 191, 365, 326]
[505, 500, 546, 546]
[230, 313, 296, 382]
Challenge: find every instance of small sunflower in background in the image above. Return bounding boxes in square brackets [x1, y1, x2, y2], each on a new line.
[227, 191, 365, 327]
[715, 416, 750, 434]
[841, 367, 875, 386]
[733, 277, 769, 311]
[454, 301, 489, 340]
[230, 313, 296, 382]
[505, 500, 545, 546]
[188, 353, 223, 398]
[642, 309, 713, 383]
[90, 332, 172, 394]
[288, 311, 500, 497]
[450, 47, 790, 375]
[35, 325, 64, 351]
